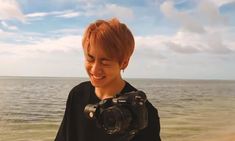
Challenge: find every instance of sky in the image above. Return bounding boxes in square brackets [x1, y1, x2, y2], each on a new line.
[0, 0, 235, 80]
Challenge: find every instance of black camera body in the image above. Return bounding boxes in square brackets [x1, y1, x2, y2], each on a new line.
[84, 91, 148, 135]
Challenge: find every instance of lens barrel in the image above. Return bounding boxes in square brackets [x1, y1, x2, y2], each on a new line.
[99, 106, 132, 134]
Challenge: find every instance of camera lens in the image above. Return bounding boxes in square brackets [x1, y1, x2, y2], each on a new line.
[99, 106, 132, 134]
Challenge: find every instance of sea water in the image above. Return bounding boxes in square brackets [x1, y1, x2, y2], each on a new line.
[0, 77, 235, 141]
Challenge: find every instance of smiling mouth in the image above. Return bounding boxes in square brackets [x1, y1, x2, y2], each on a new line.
[91, 75, 105, 80]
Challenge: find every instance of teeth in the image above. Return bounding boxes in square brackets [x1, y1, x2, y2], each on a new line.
[93, 75, 104, 79]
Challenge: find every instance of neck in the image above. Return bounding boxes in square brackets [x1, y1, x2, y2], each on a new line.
[95, 79, 125, 100]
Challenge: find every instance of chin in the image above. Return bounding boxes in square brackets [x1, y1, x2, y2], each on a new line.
[90, 76, 107, 87]
[90, 81, 108, 88]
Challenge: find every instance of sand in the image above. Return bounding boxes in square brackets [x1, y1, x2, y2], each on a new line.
[204, 132, 235, 141]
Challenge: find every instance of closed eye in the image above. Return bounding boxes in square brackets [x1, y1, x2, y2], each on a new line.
[101, 60, 112, 66]
[86, 54, 94, 62]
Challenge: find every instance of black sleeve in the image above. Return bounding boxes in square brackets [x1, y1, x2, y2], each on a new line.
[130, 101, 161, 141]
[54, 86, 75, 141]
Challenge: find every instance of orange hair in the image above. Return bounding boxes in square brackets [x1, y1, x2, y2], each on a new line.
[82, 18, 135, 64]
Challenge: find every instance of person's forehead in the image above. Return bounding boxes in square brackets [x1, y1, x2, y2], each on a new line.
[87, 46, 111, 59]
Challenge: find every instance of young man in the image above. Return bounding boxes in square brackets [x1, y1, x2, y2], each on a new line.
[55, 18, 161, 141]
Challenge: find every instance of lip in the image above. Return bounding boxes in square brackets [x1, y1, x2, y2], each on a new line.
[91, 74, 105, 81]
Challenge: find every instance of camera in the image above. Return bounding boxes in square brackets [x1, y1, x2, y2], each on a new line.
[84, 91, 148, 135]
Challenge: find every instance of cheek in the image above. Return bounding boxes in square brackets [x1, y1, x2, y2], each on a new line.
[85, 62, 91, 71]
[107, 66, 121, 74]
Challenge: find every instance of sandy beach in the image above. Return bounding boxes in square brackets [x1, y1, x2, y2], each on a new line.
[222, 135, 235, 141]
[212, 134, 235, 141]
[202, 131, 235, 141]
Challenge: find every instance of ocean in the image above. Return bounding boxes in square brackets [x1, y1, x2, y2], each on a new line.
[0, 77, 235, 141]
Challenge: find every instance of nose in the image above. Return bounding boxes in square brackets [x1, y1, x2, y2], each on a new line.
[90, 61, 102, 75]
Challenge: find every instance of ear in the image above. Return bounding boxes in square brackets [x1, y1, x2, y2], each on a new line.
[120, 58, 130, 70]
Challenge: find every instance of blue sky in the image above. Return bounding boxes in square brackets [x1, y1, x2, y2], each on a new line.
[0, 0, 235, 80]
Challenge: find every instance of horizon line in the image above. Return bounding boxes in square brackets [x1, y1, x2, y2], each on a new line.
[0, 75, 235, 81]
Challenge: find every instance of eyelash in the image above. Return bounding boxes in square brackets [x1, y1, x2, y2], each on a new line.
[86, 57, 94, 62]
[86, 58, 111, 66]
[102, 62, 111, 66]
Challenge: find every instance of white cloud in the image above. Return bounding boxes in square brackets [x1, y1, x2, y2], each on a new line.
[134, 26, 235, 56]
[158, 0, 234, 55]
[1, 21, 18, 30]
[50, 28, 83, 35]
[205, 32, 233, 54]
[25, 10, 82, 21]
[1, 21, 8, 27]
[24, 3, 133, 21]
[31, 35, 83, 53]
[0, 28, 15, 37]
[135, 35, 168, 50]
[56, 11, 80, 18]
[135, 33, 203, 54]
[0, 0, 26, 22]
[0, 34, 85, 77]
[104, 4, 134, 19]
[166, 30, 234, 54]
[208, 0, 235, 7]
[160, 1, 205, 33]
[160, 0, 229, 33]
[26, 12, 49, 18]
[197, 0, 227, 25]
[79, 3, 134, 19]
[165, 42, 200, 54]
[0, 35, 83, 58]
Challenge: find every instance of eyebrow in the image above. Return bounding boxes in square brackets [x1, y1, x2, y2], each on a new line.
[87, 53, 112, 61]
